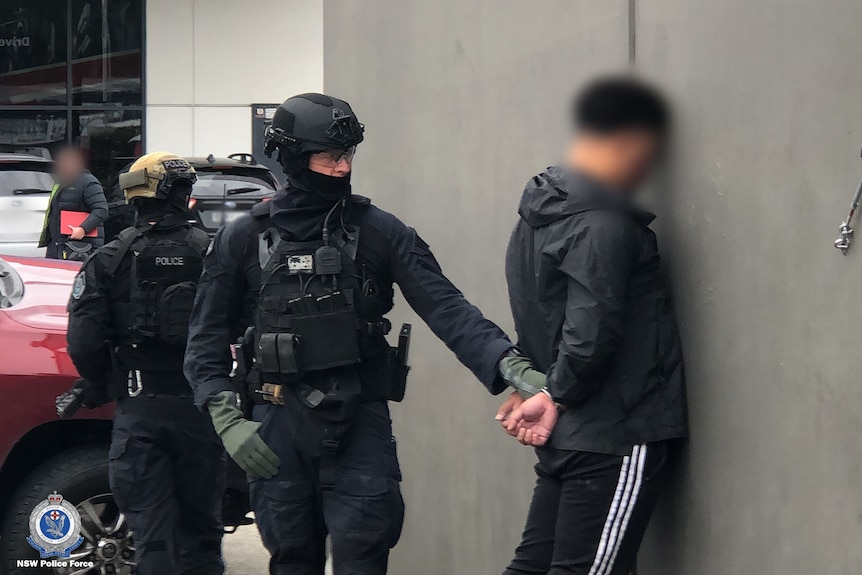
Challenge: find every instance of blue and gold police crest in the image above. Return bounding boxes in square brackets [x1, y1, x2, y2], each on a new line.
[26, 492, 84, 558]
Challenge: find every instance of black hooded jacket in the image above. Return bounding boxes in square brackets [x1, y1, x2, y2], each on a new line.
[506, 167, 687, 455]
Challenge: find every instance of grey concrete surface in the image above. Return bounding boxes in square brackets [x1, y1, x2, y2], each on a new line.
[324, 2, 630, 574]
[224, 523, 333, 575]
[223, 524, 269, 575]
[323, 1, 862, 574]
[635, 2, 862, 574]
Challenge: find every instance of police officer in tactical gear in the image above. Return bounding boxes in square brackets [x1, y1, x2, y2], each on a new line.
[67, 152, 226, 575]
[184, 93, 547, 575]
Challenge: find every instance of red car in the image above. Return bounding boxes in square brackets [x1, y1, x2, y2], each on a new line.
[0, 255, 249, 574]
[0, 255, 130, 573]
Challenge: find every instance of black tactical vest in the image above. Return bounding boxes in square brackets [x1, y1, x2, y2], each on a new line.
[250, 200, 400, 389]
[109, 223, 209, 352]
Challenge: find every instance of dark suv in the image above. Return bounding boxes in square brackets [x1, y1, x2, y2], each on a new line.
[187, 154, 278, 236]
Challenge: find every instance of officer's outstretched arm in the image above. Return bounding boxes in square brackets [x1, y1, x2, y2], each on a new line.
[387, 222, 513, 394]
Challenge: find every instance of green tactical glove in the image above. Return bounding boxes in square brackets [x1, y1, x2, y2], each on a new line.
[207, 391, 280, 479]
[498, 350, 548, 399]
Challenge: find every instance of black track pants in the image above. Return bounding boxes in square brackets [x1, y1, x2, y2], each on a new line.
[503, 442, 668, 575]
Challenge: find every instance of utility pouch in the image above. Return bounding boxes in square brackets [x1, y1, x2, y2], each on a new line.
[256, 332, 302, 375]
[276, 333, 300, 374]
[281, 308, 362, 372]
[158, 281, 197, 346]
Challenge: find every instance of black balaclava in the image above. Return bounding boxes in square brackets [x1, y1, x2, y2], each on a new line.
[284, 153, 352, 202]
[133, 181, 193, 225]
[305, 169, 352, 201]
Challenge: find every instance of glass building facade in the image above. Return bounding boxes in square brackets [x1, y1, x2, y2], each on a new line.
[0, 0, 144, 186]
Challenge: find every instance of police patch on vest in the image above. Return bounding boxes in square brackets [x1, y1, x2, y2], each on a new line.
[71, 273, 85, 299]
[287, 254, 314, 272]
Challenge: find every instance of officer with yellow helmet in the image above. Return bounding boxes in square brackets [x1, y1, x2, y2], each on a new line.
[66, 152, 226, 574]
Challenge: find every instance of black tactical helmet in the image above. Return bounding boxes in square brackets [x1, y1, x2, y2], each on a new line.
[264, 93, 364, 176]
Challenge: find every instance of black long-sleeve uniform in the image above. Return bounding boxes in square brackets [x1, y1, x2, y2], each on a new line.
[184, 189, 513, 409]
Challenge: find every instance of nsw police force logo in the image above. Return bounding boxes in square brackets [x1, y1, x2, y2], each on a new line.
[26, 492, 84, 558]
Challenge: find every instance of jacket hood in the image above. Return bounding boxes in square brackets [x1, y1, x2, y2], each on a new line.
[518, 166, 655, 228]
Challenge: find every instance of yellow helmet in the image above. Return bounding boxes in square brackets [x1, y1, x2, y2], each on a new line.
[118, 151, 197, 203]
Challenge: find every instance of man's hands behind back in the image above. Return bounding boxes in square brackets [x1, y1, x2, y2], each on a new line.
[504, 392, 558, 446]
[496, 351, 559, 447]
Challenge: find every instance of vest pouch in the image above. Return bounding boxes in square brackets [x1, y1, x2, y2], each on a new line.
[131, 282, 160, 338]
[158, 281, 197, 347]
[128, 234, 205, 346]
[256, 333, 301, 375]
[284, 308, 362, 372]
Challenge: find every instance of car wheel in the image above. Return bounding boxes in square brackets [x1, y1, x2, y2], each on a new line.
[2, 445, 135, 575]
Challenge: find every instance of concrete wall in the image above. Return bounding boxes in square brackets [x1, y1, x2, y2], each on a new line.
[636, 2, 862, 574]
[325, 1, 862, 574]
[145, 0, 323, 156]
[324, 2, 630, 573]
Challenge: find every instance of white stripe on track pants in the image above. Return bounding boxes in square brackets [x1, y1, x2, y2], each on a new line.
[503, 442, 669, 575]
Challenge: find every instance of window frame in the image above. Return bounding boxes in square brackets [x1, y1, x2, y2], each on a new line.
[0, 0, 147, 152]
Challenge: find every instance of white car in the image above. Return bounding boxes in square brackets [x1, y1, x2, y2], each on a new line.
[0, 152, 55, 257]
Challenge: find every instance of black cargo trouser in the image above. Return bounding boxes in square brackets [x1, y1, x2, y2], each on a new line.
[109, 399, 226, 575]
[504, 442, 669, 575]
[250, 401, 405, 575]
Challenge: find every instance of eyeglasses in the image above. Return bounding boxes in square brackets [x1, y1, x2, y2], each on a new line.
[310, 147, 356, 167]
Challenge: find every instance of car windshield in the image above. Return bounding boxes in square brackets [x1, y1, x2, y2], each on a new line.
[0, 162, 55, 197]
[193, 167, 277, 196]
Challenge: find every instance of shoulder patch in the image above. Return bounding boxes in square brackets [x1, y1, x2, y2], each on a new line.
[71, 273, 86, 299]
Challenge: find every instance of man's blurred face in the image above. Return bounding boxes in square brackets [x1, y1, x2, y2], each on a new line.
[610, 130, 662, 192]
[567, 129, 663, 194]
[55, 149, 85, 184]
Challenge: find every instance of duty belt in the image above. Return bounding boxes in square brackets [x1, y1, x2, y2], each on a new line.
[248, 380, 390, 406]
